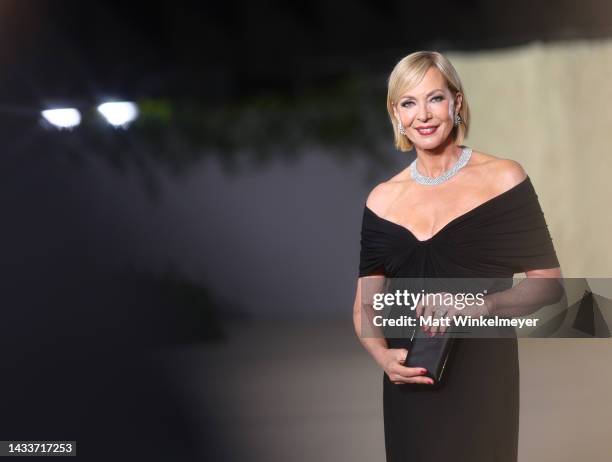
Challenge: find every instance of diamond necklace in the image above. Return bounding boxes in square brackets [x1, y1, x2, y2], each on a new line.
[409, 146, 472, 186]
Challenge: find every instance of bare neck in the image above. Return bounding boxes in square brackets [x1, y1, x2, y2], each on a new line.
[414, 140, 463, 178]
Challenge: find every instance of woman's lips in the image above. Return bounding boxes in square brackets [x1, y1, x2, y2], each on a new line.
[416, 126, 438, 136]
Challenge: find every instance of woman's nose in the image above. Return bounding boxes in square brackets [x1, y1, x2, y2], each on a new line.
[417, 104, 431, 121]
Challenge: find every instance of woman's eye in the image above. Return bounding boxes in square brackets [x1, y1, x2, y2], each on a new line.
[400, 96, 443, 107]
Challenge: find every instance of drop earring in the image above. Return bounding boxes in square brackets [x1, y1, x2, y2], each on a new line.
[454, 114, 462, 126]
[398, 120, 406, 136]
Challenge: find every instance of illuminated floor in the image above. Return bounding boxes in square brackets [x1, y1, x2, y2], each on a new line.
[158, 320, 612, 462]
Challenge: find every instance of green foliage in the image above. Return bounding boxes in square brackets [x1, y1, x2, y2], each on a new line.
[129, 74, 395, 172]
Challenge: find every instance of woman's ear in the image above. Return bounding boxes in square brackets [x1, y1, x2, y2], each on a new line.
[454, 92, 463, 114]
[392, 103, 400, 122]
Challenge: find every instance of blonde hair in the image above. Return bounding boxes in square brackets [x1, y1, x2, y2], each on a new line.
[386, 51, 470, 152]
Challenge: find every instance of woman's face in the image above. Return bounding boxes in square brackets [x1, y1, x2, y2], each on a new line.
[393, 66, 462, 151]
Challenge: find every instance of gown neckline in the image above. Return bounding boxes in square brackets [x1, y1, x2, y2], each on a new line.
[364, 175, 530, 244]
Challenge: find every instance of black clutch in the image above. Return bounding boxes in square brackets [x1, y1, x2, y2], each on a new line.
[404, 327, 455, 385]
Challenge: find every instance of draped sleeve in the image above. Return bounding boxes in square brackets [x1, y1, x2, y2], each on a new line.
[358, 205, 390, 277]
[480, 177, 560, 273]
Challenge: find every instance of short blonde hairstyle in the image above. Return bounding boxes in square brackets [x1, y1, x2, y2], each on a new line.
[386, 51, 470, 152]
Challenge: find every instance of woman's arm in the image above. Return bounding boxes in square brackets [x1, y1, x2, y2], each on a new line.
[352, 276, 389, 363]
[484, 267, 564, 317]
[353, 276, 433, 385]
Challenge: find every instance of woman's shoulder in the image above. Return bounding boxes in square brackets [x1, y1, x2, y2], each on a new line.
[364, 181, 394, 217]
[364, 170, 410, 216]
[470, 149, 528, 192]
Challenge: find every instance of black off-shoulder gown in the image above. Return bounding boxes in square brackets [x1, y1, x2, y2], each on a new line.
[358, 176, 559, 462]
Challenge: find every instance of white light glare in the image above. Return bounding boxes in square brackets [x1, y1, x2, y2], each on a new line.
[97, 101, 139, 127]
[41, 108, 82, 129]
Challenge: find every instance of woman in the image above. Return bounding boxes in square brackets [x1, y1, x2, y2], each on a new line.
[353, 51, 562, 461]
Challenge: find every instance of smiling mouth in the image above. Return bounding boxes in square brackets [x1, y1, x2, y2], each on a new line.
[416, 126, 438, 136]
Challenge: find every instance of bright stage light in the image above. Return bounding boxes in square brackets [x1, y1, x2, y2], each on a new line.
[41, 108, 82, 129]
[97, 101, 139, 127]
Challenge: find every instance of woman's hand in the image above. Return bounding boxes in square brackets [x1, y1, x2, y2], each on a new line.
[415, 292, 487, 336]
[376, 348, 434, 385]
